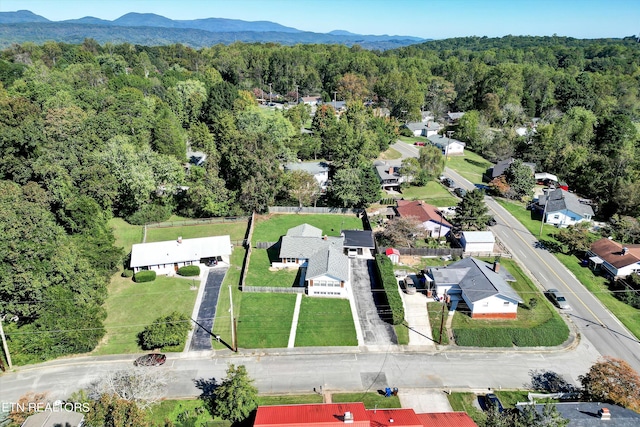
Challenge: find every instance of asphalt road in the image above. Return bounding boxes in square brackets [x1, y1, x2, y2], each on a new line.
[0, 340, 600, 403]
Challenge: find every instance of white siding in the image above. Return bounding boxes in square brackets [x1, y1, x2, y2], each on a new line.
[545, 210, 589, 227]
[467, 295, 519, 315]
[307, 273, 349, 298]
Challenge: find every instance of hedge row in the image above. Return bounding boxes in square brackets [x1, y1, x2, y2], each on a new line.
[177, 265, 200, 276]
[375, 254, 405, 325]
[134, 270, 157, 283]
[453, 316, 569, 347]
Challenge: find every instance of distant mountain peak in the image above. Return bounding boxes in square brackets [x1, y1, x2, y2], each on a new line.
[329, 30, 357, 36]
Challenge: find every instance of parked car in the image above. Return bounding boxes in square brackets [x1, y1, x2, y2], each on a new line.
[486, 216, 497, 226]
[454, 187, 467, 197]
[547, 288, 570, 309]
[414, 141, 426, 146]
[134, 353, 167, 367]
[484, 393, 504, 413]
[443, 178, 455, 188]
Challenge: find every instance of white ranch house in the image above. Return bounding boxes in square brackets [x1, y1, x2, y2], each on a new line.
[130, 235, 232, 275]
[428, 258, 523, 319]
[427, 134, 465, 156]
[273, 224, 351, 298]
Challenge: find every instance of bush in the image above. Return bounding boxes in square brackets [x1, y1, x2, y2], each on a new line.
[177, 265, 200, 276]
[138, 311, 191, 350]
[126, 204, 172, 225]
[121, 269, 134, 278]
[134, 270, 156, 283]
[453, 317, 568, 347]
[374, 254, 405, 325]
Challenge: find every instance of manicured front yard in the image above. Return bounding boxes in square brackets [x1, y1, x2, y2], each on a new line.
[252, 214, 362, 243]
[237, 293, 297, 348]
[95, 274, 199, 355]
[294, 297, 357, 347]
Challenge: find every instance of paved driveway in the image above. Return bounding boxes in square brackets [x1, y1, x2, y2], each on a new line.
[189, 268, 228, 351]
[350, 258, 397, 345]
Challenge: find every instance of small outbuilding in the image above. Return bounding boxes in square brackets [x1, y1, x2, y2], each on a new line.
[385, 248, 400, 264]
[460, 231, 495, 254]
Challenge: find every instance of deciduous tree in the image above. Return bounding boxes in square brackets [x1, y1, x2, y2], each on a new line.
[579, 356, 640, 412]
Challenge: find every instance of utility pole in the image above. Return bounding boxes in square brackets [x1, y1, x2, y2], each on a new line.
[438, 302, 446, 345]
[333, 91, 337, 110]
[269, 83, 272, 105]
[229, 286, 237, 352]
[295, 84, 299, 104]
[539, 189, 550, 237]
[0, 316, 12, 369]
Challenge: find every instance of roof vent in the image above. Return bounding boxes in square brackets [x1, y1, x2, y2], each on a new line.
[622, 247, 629, 255]
[389, 419, 394, 423]
[599, 407, 611, 420]
[177, 236, 183, 243]
[343, 411, 354, 423]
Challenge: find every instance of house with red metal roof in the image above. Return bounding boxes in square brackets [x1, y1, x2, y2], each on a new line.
[395, 200, 453, 239]
[254, 402, 478, 427]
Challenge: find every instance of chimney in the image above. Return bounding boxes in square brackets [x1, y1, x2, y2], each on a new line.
[599, 407, 611, 420]
[622, 247, 628, 255]
[389, 166, 394, 175]
[323, 235, 328, 241]
[493, 261, 500, 273]
[343, 412, 354, 424]
[177, 236, 183, 244]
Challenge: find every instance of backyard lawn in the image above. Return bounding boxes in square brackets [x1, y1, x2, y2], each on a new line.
[253, 213, 362, 243]
[399, 181, 459, 207]
[145, 220, 248, 243]
[294, 297, 357, 347]
[109, 217, 143, 255]
[237, 293, 296, 348]
[95, 274, 199, 355]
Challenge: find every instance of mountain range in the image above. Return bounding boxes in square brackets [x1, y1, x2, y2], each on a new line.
[0, 10, 427, 50]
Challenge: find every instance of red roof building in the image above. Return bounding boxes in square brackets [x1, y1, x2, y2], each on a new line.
[395, 201, 453, 238]
[254, 403, 478, 427]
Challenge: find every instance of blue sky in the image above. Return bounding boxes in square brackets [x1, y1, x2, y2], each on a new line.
[2, 0, 639, 39]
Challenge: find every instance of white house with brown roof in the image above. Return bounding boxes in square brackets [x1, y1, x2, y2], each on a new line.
[587, 238, 640, 278]
[130, 236, 232, 275]
[395, 200, 453, 238]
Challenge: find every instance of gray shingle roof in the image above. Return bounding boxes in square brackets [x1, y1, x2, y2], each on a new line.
[538, 189, 594, 218]
[516, 402, 640, 427]
[306, 245, 350, 281]
[427, 134, 466, 149]
[430, 258, 521, 304]
[279, 235, 343, 259]
[284, 162, 329, 176]
[286, 223, 323, 237]
[491, 158, 536, 178]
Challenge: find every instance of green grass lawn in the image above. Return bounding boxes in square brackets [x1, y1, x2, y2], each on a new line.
[258, 394, 324, 405]
[245, 249, 300, 287]
[109, 217, 143, 256]
[427, 302, 450, 345]
[148, 400, 218, 427]
[237, 293, 296, 348]
[444, 150, 493, 184]
[94, 275, 199, 355]
[400, 181, 459, 206]
[294, 297, 357, 347]
[212, 248, 244, 350]
[379, 146, 402, 160]
[253, 214, 362, 243]
[496, 199, 560, 242]
[332, 392, 401, 408]
[395, 323, 409, 345]
[145, 220, 248, 243]
[448, 392, 486, 425]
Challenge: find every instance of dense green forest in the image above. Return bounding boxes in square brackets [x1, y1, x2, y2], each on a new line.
[0, 36, 639, 362]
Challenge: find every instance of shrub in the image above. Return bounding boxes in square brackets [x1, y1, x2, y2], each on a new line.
[177, 265, 200, 277]
[374, 254, 405, 325]
[126, 204, 172, 225]
[133, 270, 156, 283]
[453, 317, 568, 347]
[121, 269, 134, 278]
[138, 311, 191, 350]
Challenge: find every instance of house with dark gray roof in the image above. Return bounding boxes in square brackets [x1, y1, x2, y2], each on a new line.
[489, 158, 536, 179]
[273, 224, 350, 298]
[427, 257, 523, 319]
[515, 402, 640, 426]
[341, 230, 375, 258]
[373, 160, 405, 190]
[404, 121, 442, 137]
[427, 134, 465, 156]
[534, 188, 594, 227]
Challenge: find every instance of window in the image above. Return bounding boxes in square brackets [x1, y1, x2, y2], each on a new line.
[503, 301, 510, 306]
[553, 215, 560, 219]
